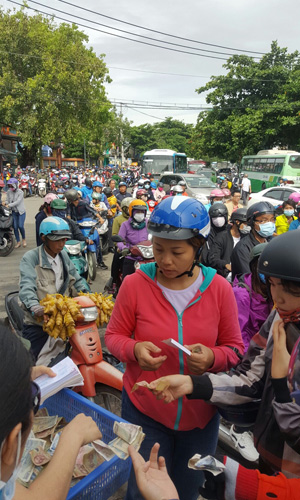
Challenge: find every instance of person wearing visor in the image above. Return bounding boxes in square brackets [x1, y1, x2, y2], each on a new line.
[147, 230, 300, 500]
[105, 197, 244, 500]
[19, 217, 89, 362]
[231, 201, 275, 280]
[207, 208, 248, 279]
[0, 326, 102, 500]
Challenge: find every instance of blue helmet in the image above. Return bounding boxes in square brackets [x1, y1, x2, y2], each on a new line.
[148, 197, 210, 240]
[92, 181, 103, 188]
[119, 181, 127, 187]
[150, 182, 156, 189]
[39, 216, 71, 240]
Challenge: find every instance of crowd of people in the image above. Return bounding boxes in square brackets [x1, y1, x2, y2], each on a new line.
[0, 163, 300, 500]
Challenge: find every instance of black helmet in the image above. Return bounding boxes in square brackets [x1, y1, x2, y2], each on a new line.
[103, 187, 112, 197]
[231, 207, 247, 223]
[249, 242, 268, 264]
[209, 202, 228, 218]
[56, 180, 64, 187]
[169, 180, 177, 187]
[85, 177, 92, 188]
[258, 231, 300, 282]
[246, 201, 275, 224]
[65, 189, 79, 202]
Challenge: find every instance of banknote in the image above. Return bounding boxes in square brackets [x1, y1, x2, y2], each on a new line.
[32, 416, 58, 435]
[108, 422, 145, 460]
[132, 380, 170, 393]
[188, 454, 225, 476]
[92, 439, 115, 461]
[18, 438, 47, 484]
[30, 447, 52, 466]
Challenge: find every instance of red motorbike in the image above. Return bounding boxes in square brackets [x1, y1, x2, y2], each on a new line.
[5, 292, 123, 416]
[20, 178, 30, 198]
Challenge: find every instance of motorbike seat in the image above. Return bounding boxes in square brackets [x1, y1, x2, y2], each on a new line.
[5, 291, 24, 335]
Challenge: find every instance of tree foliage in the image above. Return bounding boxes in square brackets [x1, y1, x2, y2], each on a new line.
[130, 117, 194, 157]
[0, 7, 111, 165]
[192, 42, 300, 162]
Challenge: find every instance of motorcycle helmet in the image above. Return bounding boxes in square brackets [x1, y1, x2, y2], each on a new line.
[230, 207, 247, 223]
[85, 177, 92, 188]
[150, 182, 156, 189]
[128, 199, 148, 217]
[7, 177, 18, 186]
[208, 202, 228, 218]
[249, 242, 268, 264]
[39, 216, 71, 240]
[172, 185, 184, 195]
[44, 193, 58, 204]
[121, 197, 132, 216]
[178, 180, 187, 187]
[119, 181, 127, 187]
[0, 180, 5, 188]
[103, 187, 112, 197]
[65, 189, 79, 202]
[210, 188, 224, 200]
[50, 198, 67, 210]
[288, 192, 300, 204]
[246, 201, 275, 225]
[169, 180, 177, 188]
[148, 197, 210, 240]
[92, 192, 102, 201]
[136, 189, 148, 201]
[222, 188, 231, 197]
[258, 231, 300, 282]
[92, 181, 103, 188]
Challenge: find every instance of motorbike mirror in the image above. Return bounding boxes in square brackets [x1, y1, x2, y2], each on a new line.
[110, 204, 117, 209]
[112, 235, 124, 243]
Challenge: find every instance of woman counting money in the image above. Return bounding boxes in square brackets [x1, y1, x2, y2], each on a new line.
[105, 196, 244, 500]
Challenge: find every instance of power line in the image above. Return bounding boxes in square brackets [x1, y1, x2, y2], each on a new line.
[26, 0, 258, 59]
[7, 0, 229, 61]
[56, 0, 265, 55]
[126, 107, 165, 121]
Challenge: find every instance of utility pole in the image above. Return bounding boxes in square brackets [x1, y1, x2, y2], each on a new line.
[120, 103, 125, 167]
[84, 138, 86, 168]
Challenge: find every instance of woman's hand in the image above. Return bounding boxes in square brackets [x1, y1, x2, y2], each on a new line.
[129, 443, 179, 500]
[149, 375, 193, 403]
[134, 342, 167, 371]
[31, 365, 56, 381]
[63, 414, 102, 446]
[272, 319, 291, 379]
[184, 344, 215, 375]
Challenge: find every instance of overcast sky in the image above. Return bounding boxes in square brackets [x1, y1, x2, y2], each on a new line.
[2, 0, 300, 125]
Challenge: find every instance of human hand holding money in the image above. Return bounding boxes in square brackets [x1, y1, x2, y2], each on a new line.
[133, 375, 194, 403]
[184, 343, 215, 375]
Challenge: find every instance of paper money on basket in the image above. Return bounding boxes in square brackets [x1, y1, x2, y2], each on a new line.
[131, 379, 170, 393]
[188, 454, 225, 476]
[107, 421, 145, 460]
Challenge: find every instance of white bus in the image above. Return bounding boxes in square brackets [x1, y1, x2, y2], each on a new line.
[142, 149, 187, 178]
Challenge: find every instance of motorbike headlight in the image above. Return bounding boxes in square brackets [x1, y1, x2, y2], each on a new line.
[80, 306, 98, 322]
[79, 221, 95, 228]
[136, 245, 154, 259]
[97, 220, 108, 235]
[64, 242, 82, 254]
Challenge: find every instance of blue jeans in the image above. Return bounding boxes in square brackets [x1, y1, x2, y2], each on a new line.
[122, 390, 219, 500]
[12, 211, 26, 242]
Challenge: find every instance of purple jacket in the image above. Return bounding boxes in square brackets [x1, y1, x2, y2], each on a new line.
[232, 273, 273, 352]
[117, 218, 149, 259]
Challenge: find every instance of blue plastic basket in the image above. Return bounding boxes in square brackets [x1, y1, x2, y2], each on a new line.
[42, 388, 131, 500]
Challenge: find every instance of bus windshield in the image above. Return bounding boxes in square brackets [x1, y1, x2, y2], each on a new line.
[142, 155, 174, 175]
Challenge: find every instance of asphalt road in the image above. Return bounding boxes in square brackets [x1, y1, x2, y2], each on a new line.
[0, 194, 113, 322]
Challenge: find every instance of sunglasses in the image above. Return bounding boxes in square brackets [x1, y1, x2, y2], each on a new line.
[31, 381, 41, 415]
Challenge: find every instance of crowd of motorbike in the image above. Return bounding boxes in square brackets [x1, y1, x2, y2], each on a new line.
[1, 163, 300, 500]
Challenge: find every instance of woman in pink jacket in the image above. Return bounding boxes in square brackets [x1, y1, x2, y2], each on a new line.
[105, 196, 244, 500]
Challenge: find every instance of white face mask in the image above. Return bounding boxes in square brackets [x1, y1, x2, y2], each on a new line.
[212, 216, 226, 228]
[0, 432, 21, 500]
[133, 213, 145, 223]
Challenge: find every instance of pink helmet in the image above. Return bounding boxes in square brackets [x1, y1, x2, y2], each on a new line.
[222, 188, 231, 197]
[288, 192, 300, 204]
[210, 188, 224, 199]
[44, 193, 58, 204]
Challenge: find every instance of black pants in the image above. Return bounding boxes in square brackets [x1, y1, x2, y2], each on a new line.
[111, 250, 124, 283]
[23, 323, 48, 361]
[122, 258, 136, 279]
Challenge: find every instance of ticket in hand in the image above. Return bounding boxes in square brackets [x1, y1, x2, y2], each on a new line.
[162, 338, 191, 356]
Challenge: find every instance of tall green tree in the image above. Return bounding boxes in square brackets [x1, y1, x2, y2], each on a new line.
[192, 42, 300, 162]
[130, 118, 194, 157]
[0, 7, 111, 165]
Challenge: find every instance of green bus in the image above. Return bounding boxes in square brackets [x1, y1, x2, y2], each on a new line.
[241, 150, 300, 192]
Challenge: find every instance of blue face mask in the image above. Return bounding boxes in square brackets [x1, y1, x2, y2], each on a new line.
[259, 273, 266, 284]
[0, 433, 21, 500]
[284, 209, 294, 217]
[257, 221, 276, 238]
